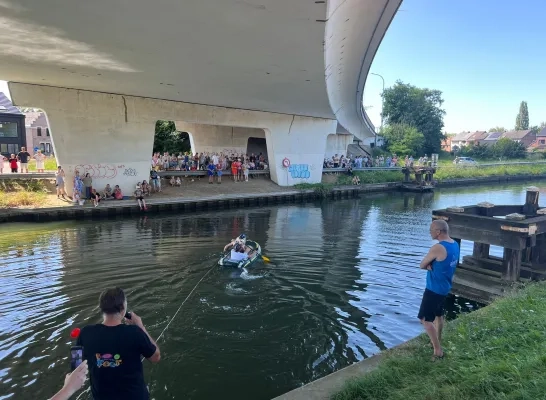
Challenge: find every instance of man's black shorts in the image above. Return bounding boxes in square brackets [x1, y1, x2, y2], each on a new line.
[418, 289, 446, 322]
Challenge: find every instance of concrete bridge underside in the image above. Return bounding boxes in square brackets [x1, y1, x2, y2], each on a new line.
[1, 0, 401, 193]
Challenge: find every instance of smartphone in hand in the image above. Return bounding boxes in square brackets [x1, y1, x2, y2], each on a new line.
[70, 346, 84, 371]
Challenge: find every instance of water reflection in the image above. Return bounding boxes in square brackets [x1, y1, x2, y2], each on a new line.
[0, 180, 543, 399]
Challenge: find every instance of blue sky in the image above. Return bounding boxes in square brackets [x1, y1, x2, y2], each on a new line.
[364, 0, 546, 133]
[2, 0, 544, 134]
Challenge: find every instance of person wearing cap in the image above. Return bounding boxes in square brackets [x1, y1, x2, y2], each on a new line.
[223, 233, 247, 252]
[134, 183, 147, 211]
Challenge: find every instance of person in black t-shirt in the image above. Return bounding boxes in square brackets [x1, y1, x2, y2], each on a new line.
[17, 146, 31, 173]
[77, 287, 161, 400]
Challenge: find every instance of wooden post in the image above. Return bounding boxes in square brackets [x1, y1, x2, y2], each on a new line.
[472, 242, 490, 259]
[404, 169, 410, 183]
[531, 234, 546, 267]
[523, 188, 539, 216]
[502, 248, 522, 281]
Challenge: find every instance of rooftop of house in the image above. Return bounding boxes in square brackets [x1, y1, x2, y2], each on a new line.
[502, 130, 534, 140]
[23, 111, 48, 128]
[451, 131, 477, 142]
[0, 92, 23, 115]
[484, 131, 504, 140]
[467, 131, 488, 141]
[538, 127, 546, 137]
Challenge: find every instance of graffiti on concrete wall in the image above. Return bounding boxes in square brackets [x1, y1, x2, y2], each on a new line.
[73, 164, 141, 179]
[288, 164, 311, 179]
[122, 168, 138, 177]
[282, 158, 311, 179]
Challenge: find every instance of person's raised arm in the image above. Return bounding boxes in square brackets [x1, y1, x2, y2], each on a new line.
[127, 312, 161, 363]
[223, 240, 234, 252]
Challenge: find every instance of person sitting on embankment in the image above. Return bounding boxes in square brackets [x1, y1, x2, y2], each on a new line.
[418, 219, 460, 361]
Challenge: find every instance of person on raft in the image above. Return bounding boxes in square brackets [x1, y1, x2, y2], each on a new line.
[224, 234, 256, 260]
[224, 234, 248, 252]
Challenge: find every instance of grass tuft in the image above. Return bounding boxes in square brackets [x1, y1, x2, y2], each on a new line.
[332, 283, 546, 400]
[0, 179, 49, 208]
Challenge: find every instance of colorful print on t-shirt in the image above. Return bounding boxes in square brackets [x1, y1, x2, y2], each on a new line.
[96, 353, 123, 368]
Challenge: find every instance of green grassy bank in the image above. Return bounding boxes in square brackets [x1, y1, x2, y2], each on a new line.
[333, 283, 546, 400]
[326, 163, 546, 186]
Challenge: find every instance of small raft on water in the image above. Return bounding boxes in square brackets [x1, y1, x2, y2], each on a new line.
[218, 240, 262, 269]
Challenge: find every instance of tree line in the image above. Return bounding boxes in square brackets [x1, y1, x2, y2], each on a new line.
[378, 81, 544, 159]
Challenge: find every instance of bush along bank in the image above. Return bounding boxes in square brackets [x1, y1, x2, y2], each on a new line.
[332, 282, 546, 400]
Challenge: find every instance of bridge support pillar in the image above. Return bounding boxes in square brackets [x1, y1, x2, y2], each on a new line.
[174, 122, 266, 157]
[325, 133, 353, 159]
[265, 116, 335, 186]
[10, 83, 338, 190]
[10, 84, 155, 196]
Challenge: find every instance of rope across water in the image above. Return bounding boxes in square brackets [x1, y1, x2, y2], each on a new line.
[76, 263, 216, 399]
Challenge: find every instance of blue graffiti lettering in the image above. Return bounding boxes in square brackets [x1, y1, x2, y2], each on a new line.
[288, 164, 311, 179]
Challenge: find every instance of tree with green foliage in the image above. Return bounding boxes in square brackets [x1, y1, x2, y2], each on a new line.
[459, 138, 527, 160]
[381, 81, 445, 155]
[491, 137, 526, 159]
[529, 121, 546, 134]
[153, 120, 192, 154]
[515, 101, 529, 130]
[381, 123, 424, 156]
[488, 126, 506, 133]
[460, 142, 490, 159]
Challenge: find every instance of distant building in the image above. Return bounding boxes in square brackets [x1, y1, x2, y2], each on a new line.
[501, 130, 536, 148]
[0, 92, 26, 157]
[467, 131, 488, 145]
[482, 131, 503, 146]
[441, 135, 453, 152]
[451, 131, 483, 150]
[24, 111, 53, 156]
[528, 128, 546, 152]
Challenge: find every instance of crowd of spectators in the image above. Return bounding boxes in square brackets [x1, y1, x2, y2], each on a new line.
[323, 153, 433, 169]
[151, 151, 269, 172]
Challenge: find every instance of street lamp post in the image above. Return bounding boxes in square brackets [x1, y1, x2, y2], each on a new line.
[370, 73, 385, 148]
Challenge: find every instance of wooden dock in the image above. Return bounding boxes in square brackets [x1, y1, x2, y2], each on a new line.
[432, 187, 546, 304]
[401, 166, 436, 192]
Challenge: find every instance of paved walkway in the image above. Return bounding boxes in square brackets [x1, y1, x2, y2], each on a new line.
[2, 174, 295, 210]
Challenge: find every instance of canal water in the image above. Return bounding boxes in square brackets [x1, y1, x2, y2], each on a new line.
[0, 181, 544, 400]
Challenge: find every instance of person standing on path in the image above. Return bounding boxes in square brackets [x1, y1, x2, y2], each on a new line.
[17, 147, 31, 173]
[8, 154, 18, 173]
[56, 166, 67, 199]
[418, 219, 459, 361]
[33, 150, 46, 172]
[83, 173, 93, 199]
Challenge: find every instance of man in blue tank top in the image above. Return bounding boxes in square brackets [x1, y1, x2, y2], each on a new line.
[418, 219, 460, 361]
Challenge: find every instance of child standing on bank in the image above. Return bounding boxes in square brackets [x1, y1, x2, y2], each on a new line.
[243, 161, 249, 182]
[8, 154, 18, 173]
